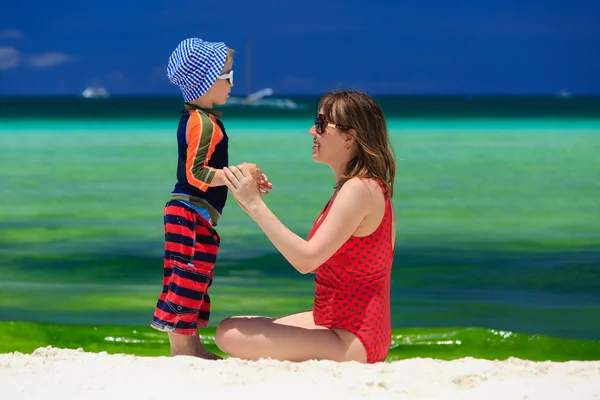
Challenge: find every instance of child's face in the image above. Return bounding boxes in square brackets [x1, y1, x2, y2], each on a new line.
[208, 60, 234, 105]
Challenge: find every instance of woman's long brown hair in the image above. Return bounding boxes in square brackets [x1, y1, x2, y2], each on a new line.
[319, 90, 396, 197]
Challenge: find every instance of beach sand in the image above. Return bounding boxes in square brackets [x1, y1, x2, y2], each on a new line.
[1, 347, 598, 400]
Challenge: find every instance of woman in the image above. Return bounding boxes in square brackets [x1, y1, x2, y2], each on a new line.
[216, 90, 397, 364]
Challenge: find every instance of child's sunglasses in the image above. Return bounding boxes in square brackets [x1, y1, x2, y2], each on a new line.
[314, 113, 351, 135]
[217, 70, 234, 86]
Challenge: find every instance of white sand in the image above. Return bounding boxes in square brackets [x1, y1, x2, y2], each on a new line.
[1, 347, 598, 400]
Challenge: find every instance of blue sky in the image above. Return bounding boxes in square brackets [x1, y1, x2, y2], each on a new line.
[0, 0, 598, 96]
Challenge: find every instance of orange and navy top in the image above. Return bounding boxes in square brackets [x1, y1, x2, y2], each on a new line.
[169, 103, 229, 226]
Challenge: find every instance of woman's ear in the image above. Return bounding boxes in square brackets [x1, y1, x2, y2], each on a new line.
[346, 129, 358, 145]
[344, 129, 357, 150]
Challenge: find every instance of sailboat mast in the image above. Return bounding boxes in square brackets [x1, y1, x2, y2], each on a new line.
[245, 37, 252, 98]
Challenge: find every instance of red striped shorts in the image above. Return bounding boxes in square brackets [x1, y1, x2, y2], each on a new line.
[151, 200, 220, 336]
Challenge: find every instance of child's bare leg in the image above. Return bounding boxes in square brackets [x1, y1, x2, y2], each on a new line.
[168, 332, 222, 359]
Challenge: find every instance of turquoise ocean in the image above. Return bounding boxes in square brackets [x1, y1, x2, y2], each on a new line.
[1, 95, 599, 361]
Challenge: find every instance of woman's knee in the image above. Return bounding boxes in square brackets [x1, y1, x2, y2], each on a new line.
[215, 316, 274, 357]
[215, 316, 260, 352]
[215, 317, 237, 352]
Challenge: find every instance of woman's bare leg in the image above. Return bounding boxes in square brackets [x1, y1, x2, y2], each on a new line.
[215, 311, 367, 363]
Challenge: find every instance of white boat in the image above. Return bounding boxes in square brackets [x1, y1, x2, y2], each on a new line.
[226, 88, 307, 109]
[556, 89, 572, 99]
[82, 87, 109, 99]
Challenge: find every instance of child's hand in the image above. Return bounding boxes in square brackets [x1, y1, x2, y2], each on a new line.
[237, 163, 273, 195]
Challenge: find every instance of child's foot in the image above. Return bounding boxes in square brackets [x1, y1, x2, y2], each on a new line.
[169, 332, 223, 360]
[168, 332, 222, 359]
[196, 349, 223, 360]
[171, 348, 222, 360]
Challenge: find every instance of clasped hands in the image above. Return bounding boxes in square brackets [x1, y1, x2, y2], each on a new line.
[223, 163, 272, 211]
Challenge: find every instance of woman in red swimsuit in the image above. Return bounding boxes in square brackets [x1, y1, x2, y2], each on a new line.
[216, 90, 397, 364]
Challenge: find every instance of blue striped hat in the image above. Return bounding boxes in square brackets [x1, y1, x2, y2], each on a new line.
[167, 38, 228, 102]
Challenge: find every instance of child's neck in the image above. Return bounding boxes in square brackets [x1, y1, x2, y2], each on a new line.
[188, 98, 214, 109]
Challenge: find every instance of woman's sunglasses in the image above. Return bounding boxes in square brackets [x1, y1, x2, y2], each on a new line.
[314, 113, 351, 135]
[217, 70, 234, 86]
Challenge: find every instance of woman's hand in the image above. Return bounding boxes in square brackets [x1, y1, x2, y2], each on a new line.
[237, 162, 273, 195]
[223, 165, 264, 211]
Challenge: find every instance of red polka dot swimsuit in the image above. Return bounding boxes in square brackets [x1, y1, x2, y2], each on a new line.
[308, 182, 394, 363]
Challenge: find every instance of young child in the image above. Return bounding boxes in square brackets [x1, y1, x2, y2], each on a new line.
[150, 37, 271, 359]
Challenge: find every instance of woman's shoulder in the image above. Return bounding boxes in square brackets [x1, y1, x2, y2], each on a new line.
[339, 177, 383, 198]
[332, 178, 385, 214]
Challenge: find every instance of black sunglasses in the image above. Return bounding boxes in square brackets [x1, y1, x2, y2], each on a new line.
[314, 113, 351, 135]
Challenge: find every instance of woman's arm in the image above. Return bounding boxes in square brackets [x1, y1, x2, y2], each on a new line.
[224, 166, 373, 274]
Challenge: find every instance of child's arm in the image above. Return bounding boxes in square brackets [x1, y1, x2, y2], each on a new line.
[198, 166, 270, 190]
[185, 111, 272, 193]
[184, 111, 231, 191]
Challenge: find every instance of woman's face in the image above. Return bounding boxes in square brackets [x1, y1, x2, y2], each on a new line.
[308, 109, 351, 164]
